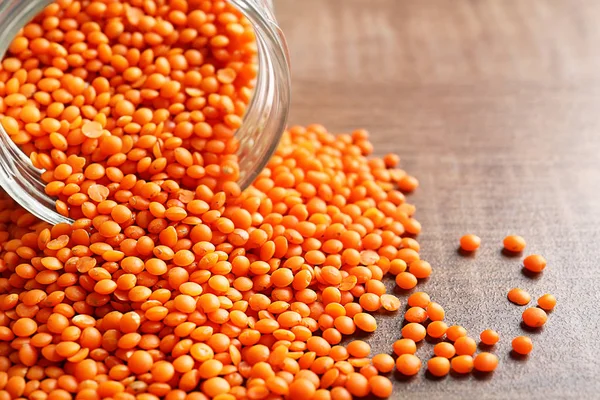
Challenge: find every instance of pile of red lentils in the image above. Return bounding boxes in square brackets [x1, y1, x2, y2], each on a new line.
[0, 0, 555, 399]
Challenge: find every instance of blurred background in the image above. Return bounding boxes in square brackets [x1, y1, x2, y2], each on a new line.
[273, 0, 600, 398]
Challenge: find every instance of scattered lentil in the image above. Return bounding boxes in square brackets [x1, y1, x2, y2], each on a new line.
[523, 254, 547, 273]
[451, 355, 474, 374]
[427, 321, 448, 339]
[402, 323, 427, 342]
[396, 354, 422, 376]
[454, 337, 477, 356]
[459, 234, 481, 252]
[473, 352, 498, 372]
[405, 307, 428, 323]
[407, 292, 431, 308]
[369, 375, 393, 398]
[522, 307, 548, 328]
[508, 288, 531, 306]
[433, 342, 456, 359]
[503, 235, 526, 252]
[393, 339, 417, 356]
[427, 357, 451, 377]
[480, 329, 500, 346]
[537, 294, 557, 311]
[372, 354, 395, 373]
[512, 336, 534, 355]
[446, 325, 468, 342]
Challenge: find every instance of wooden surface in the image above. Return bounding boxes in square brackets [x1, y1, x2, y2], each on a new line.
[274, 1, 600, 399]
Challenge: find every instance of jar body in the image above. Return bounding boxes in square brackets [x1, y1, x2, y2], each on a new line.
[228, 0, 291, 188]
[0, 0, 290, 224]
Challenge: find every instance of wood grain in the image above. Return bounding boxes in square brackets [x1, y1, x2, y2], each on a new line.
[273, 0, 600, 398]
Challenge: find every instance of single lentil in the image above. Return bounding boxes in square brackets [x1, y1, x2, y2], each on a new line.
[395, 354, 421, 376]
[433, 342, 456, 359]
[512, 336, 534, 355]
[451, 355, 474, 374]
[459, 234, 481, 252]
[523, 254, 547, 273]
[537, 294, 557, 311]
[427, 357, 451, 377]
[503, 235, 526, 252]
[522, 307, 548, 328]
[480, 329, 500, 345]
[446, 325, 468, 342]
[454, 337, 477, 356]
[393, 339, 417, 356]
[473, 352, 498, 372]
[507, 288, 531, 306]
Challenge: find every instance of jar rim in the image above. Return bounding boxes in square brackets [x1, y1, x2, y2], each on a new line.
[0, 0, 292, 224]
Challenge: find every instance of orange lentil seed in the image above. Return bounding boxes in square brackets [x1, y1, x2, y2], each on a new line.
[451, 355, 474, 374]
[395, 354, 421, 376]
[433, 342, 456, 359]
[512, 336, 534, 355]
[503, 235, 526, 252]
[454, 337, 477, 356]
[473, 352, 498, 372]
[508, 288, 531, 306]
[427, 357, 451, 377]
[480, 329, 500, 346]
[523, 254, 547, 273]
[459, 234, 481, 252]
[522, 307, 548, 328]
[537, 294, 557, 311]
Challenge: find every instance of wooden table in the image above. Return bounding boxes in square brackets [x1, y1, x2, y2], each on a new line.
[274, 1, 600, 398]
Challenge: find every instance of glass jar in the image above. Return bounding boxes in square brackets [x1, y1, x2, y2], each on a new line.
[0, 0, 291, 225]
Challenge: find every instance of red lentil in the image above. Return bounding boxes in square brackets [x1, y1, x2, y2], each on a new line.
[433, 342, 456, 359]
[508, 288, 531, 306]
[407, 292, 431, 308]
[473, 352, 498, 372]
[454, 337, 477, 356]
[427, 321, 448, 339]
[523, 254, 547, 273]
[372, 354, 395, 373]
[401, 323, 427, 342]
[537, 294, 557, 311]
[512, 336, 534, 355]
[480, 329, 500, 345]
[446, 325, 467, 342]
[427, 357, 451, 377]
[0, 101, 434, 396]
[459, 234, 481, 252]
[395, 272, 418, 290]
[393, 339, 417, 356]
[426, 302, 445, 321]
[503, 235, 526, 252]
[404, 307, 427, 323]
[451, 355, 474, 374]
[522, 307, 548, 328]
[369, 375, 393, 398]
[395, 354, 421, 376]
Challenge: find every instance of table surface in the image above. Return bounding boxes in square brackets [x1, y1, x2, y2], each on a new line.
[274, 1, 600, 399]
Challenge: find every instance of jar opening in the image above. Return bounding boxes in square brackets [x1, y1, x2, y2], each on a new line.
[0, 0, 290, 224]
